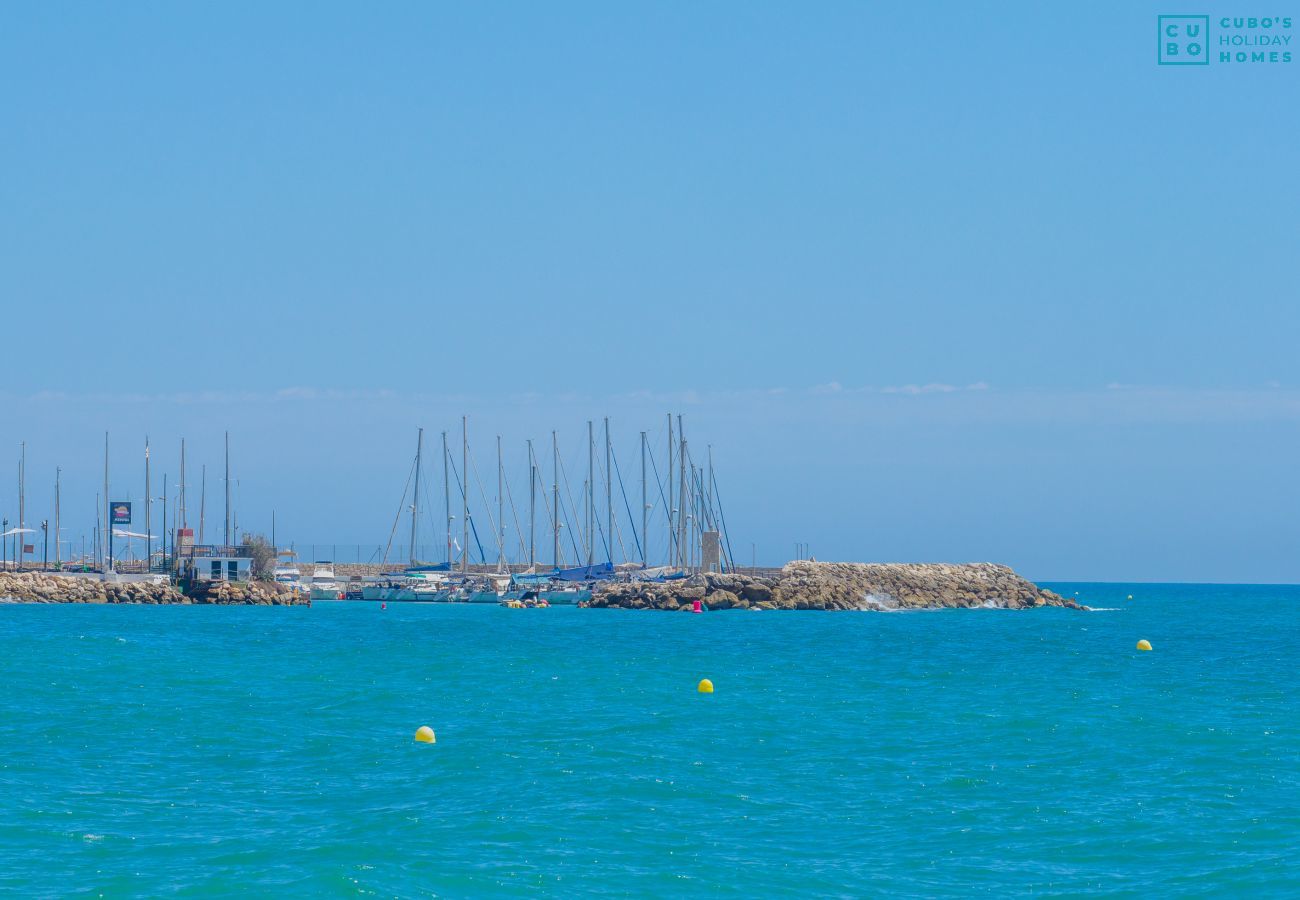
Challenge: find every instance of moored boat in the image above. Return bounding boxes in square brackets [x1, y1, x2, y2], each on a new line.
[273, 564, 304, 593]
[307, 563, 344, 601]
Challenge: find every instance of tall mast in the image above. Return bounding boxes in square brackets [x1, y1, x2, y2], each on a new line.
[707, 445, 715, 533]
[640, 431, 647, 568]
[552, 431, 559, 569]
[54, 466, 61, 567]
[666, 413, 673, 567]
[179, 438, 186, 530]
[442, 431, 450, 566]
[527, 439, 536, 571]
[18, 441, 25, 569]
[223, 431, 231, 547]
[461, 416, 468, 574]
[161, 474, 167, 567]
[496, 434, 504, 572]
[144, 437, 151, 568]
[103, 431, 110, 572]
[695, 464, 703, 570]
[410, 427, 423, 567]
[604, 417, 612, 565]
[199, 464, 206, 543]
[586, 420, 593, 567]
[677, 416, 687, 571]
[684, 461, 691, 570]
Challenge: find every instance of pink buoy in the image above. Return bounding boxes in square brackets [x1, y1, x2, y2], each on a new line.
[692, 599, 703, 614]
[381, 603, 387, 610]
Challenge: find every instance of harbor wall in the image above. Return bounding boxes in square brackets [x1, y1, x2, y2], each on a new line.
[589, 560, 1086, 611]
[0, 572, 306, 605]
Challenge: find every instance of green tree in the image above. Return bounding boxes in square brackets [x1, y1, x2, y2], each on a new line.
[244, 534, 276, 582]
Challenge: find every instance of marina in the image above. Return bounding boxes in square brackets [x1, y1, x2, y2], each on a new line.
[1, 414, 743, 607]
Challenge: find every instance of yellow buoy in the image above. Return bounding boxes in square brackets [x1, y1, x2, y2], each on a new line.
[1127, 595, 1134, 601]
[697, 678, 714, 694]
[1136, 639, 1152, 652]
[414, 725, 436, 743]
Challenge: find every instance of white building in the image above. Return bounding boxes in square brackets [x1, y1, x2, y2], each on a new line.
[190, 556, 253, 582]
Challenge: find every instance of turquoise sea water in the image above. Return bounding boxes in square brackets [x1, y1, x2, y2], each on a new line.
[1, 583, 1296, 897]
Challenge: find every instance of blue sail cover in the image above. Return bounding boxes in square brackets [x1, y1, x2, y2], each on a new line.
[405, 563, 451, 573]
[553, 562, 614, 582]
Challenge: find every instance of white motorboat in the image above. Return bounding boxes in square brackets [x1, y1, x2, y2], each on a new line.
[307, 563, 344, 601]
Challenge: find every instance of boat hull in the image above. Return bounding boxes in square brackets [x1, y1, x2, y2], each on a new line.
[539, 589, 590, 605]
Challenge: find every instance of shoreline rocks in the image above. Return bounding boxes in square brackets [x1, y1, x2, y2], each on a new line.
[0, 572, 307, 605]
[590, 561, 1087, 612]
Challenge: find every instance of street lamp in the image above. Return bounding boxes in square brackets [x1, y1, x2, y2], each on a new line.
[41, 520, 48, 570]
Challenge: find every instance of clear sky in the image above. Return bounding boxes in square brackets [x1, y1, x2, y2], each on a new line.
[2, 2, 1297, 581]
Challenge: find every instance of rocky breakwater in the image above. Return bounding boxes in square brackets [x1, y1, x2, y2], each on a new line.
[0, 572, 306, 605]
[185, 580, 306, 605]
[589, 560, 1086, 612]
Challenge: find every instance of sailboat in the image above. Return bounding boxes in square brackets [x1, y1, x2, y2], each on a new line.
[357, 428, 456, 602]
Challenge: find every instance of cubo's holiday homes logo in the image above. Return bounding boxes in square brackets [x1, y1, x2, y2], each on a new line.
[1158, 14, 1293, 64]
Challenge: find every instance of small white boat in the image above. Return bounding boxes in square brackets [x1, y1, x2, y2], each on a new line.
[307, 563, 344, 601]
[273, 563, 304, 593]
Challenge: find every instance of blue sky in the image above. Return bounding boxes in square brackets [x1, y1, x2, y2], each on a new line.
[1, 2, 1297, 581]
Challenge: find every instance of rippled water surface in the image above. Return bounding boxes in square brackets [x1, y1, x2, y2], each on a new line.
[1, 583, 1296, 896]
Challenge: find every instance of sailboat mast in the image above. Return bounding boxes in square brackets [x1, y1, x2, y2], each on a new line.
[666, 413, 673, 567]
[677, 416, 687, 571]
[695, 464, 703, 570]
[442, 431, 450, 566]
[640, 431, 647, 568]
[179, 438, 186, 531]
[586, 420, 593, 567]
[552, 430, 559, 569]
[410, 427, 423, 567]
[223, 432, 231, 547]
[496, 434, 504, 572]
[461, 416, 469, 574]
[18, 441, 25, 569]
[604, 417, 612, 565]
[707, 444, 715, 533]
[199, 464, 206, 543]
[54, 466, 61, 567]
[686, 462, 693, 570]
[144, 437, 151, 568]
[527, 439, 536, 571]
[103, 432, 110, 572]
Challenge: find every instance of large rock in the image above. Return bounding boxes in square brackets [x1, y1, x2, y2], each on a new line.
[704, 589, 742, 610]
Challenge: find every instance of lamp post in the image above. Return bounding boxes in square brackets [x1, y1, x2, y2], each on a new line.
[41, 520, 48, 570]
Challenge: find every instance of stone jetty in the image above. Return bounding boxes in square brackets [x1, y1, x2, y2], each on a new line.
[0, 572, 306, 605]
[590, 560, 1086, 611]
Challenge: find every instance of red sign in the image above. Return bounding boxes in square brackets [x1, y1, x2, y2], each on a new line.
[23, 544, 34, 554]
